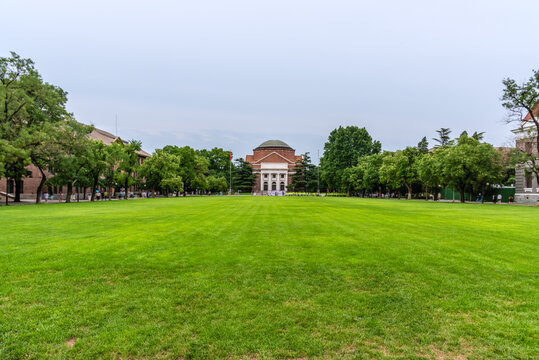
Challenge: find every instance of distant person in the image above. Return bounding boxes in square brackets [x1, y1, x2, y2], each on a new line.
[44, 192, 49, 203]
[497, 194, 502, 204]
[492, 195, 496, 203]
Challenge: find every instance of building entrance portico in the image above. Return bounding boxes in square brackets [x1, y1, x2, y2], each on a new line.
[260, 168, 288, 192]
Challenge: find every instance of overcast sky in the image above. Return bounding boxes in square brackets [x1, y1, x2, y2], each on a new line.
[4, 0, 538, 161]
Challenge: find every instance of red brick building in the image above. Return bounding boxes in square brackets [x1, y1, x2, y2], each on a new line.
[0, 127, 151, 200]
[245, 140, 301, 194]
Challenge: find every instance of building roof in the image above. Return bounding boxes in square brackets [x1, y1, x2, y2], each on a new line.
[255, 140, 292, 149]
[523, 104, 539, 122]
[89, 127, 151, 158]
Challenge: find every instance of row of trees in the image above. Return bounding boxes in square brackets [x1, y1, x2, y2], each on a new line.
[3, 50, 536, 204]
[317, 69, 539, 202]
[0, 52, 153, 204]
[319, 126, 507, 202]
[139, 146, 256, 196]
[1, 52, 257, 205]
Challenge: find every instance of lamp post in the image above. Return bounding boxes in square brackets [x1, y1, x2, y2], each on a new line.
[229, 151, 232, 195]
[317, 149, 320, 196]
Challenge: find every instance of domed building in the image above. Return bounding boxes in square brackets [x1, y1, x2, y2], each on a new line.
[245, 140, 302, 194]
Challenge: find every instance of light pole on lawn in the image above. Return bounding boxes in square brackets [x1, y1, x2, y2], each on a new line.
[229, 151, 232, 195]
[317, 149, 320, 196]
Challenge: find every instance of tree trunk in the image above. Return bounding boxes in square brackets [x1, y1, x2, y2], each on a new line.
[91, 176, 98, 201]
[459, 186, 465, 203]
[108, 185, 112, 200]
[14, 176, 22, 202]
[405, 182, 412, 200]
[66, 182, 73, 203]
[5, 178, 9, 206]
[124, 178, 129, 200]
[36, 166, 47, 204]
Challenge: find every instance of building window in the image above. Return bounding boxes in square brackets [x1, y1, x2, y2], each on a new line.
[525, 141, 532, 154]
[7, 180, 14, 194]
[280, 174, 285, 179]
[525, 172, 533, 188]
[280, 182, 285, 190]
[263, 182, 268, 191]
[272, 182, 276, 191]
[264, 174, 268, 179]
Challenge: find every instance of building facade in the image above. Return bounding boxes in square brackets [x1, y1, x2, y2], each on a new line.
[245, 140, 301, 194]
[513, 109, 539, 203]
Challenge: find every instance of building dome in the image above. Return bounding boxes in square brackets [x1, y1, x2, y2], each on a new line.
[255, 140, 292, 149]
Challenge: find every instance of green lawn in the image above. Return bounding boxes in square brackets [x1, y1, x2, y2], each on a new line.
[0, 197, 537, 359]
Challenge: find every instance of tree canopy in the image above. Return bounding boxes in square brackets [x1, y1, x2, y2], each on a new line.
[320, 126, 381, 191]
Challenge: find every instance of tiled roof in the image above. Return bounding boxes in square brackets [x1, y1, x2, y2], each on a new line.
[89, 127, 151, 158]
[523, 104, 539, 122]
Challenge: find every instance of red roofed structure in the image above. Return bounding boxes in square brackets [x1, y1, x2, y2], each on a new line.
[523, 103, 539, 122]
[246, 140, 301, 194]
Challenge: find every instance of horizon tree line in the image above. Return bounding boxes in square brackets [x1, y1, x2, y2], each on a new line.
[2, 51, 537, 204]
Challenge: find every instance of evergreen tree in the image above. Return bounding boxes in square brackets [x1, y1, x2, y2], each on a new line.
[432, 128, 453, 147]
[290, 152, 318, 192]
[417, 136, 429, 153]
[232, 158, 255, 192]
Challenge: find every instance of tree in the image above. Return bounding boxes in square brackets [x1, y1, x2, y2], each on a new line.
[232, 158, 255, 192]
[501, 70, 539, 185]
[432, 128, 453, 148]
[161, 176, 184, 195]
[103, 141, 124, 200]
[47, 121, 93, 203]
[28, 122, 64, 203]
[320, 126, 381, 191]
[139, 149, 182, 196]
[417, 136, 429, 153]
[163, 145, 203, 193]
[116, 139, 142, 199]
[196, 147, 232, 183]
[290, 153, 318, 192]
[191, 155, 209, 192]
[207, 176, 228, 193]
[82, 140, 108, 201]
[0, 52, 69, 202]
[342, 164, 366, 195]
[362, 153, 384, 195]
[417, 149, 445, 200]
[379, 147, 421, 199]
[439, 133, 502, 202]
[472, 131, 485, 141]
[0, 140, 6, 178]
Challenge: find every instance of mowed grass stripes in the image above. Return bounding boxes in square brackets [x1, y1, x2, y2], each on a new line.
[0, 197, 537, 359]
